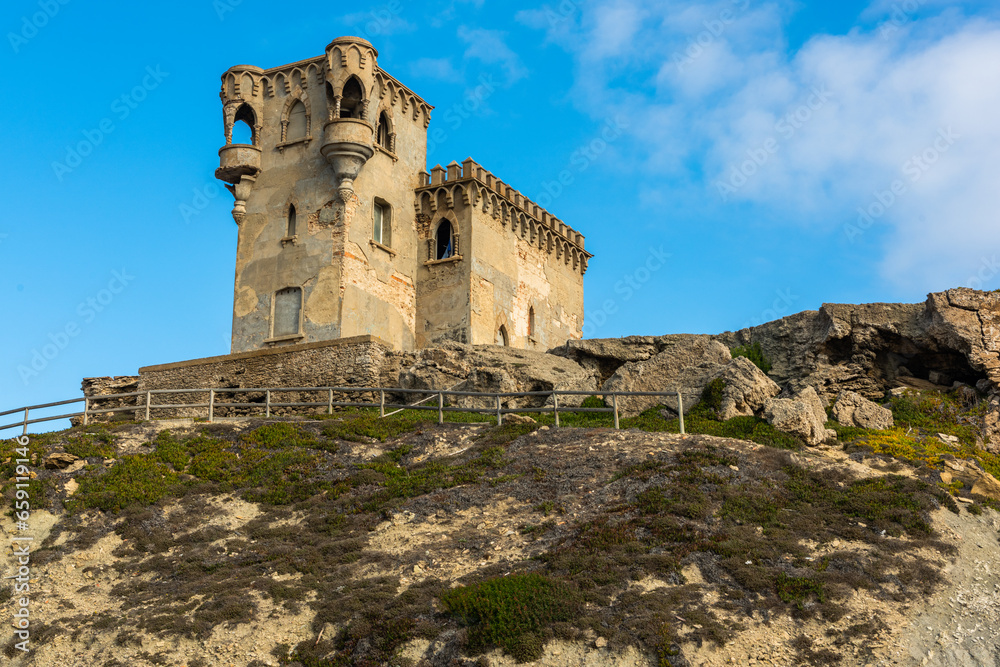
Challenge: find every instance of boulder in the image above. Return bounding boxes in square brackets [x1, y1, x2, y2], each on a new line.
[44, 452, 80, 469]
[601, 336, 732, 417]
[832, 391, 894, 430]
[396, 342, 596, 409]
[550, 335, 716, 387]
[714, 356, 782, 421]
[763, 388, 832, 446]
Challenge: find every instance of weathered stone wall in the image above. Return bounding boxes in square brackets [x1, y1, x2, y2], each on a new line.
[73, 376, 141, 426]
[468, 200, 584, 349]
[415, 207, 473, 347]
[227, 39, 429, 353]
[132, 336, 392, 419]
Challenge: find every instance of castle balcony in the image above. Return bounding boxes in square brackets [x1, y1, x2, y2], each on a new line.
[320, 118, 374, 197]
[216, 144, 262, 185]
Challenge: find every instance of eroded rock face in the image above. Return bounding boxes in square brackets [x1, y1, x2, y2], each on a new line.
[832, 391, 894, 430]
[720, 289, 1000, 401]
[600, 336, 732, 416]
[715, 357, 782, 421]
[394, 342, 597, 408]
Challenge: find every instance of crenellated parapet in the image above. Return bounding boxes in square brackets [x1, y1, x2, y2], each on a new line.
[414, 158, 592, 274]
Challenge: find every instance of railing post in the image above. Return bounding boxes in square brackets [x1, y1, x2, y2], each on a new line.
[380, 389, 385, 418]
[496, 395, 502, 426]
[438, 392, 444, 425]
[265, 390, 271, 418]
[22, 408, 29, 436]
[612, 393, 620, 430]
[208, 389, 215, 423]
[145, 391, 151, 421]
[328, 389, 334, 415]
[553, 392, 560, 428]
[81, 398, 90, 426]
[677, 389, 685, 435]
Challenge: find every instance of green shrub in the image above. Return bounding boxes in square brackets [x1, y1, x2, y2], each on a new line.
[731, 343, 772, 375]
[701, 379, 726, 413]
[441, 573, 581, 661]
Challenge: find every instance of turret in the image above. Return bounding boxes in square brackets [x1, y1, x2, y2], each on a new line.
[319, 37, 379, 201]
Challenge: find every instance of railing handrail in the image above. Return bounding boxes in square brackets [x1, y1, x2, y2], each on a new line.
[1, 385, 686, 436]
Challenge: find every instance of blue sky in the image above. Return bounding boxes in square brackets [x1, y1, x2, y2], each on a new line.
[3, 0, 1000, 426]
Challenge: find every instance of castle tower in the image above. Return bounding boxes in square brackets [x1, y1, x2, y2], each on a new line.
[216, 37, 590, 355]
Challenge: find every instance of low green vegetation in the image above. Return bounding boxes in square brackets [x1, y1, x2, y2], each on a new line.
[731, 342, 773, 375]
[835, 388, 1000, 480]
[441, 573, 582, 661]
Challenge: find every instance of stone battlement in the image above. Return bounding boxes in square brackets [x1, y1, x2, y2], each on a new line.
[415, 158, 590, 273]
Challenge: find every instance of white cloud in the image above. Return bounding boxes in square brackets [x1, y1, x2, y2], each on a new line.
[458, 26, 529, 84]
[409, 57, 464, 82]
[522, 0, 1000, 293]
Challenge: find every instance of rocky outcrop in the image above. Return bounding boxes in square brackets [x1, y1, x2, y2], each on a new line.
[715, 356, 782, 420]
[719, 289, 1000, 402]
[764, 387, 833, 446]
[832, 391, 894, 430]
[600, 336, 732, 416]
[395, 342, 597, 408]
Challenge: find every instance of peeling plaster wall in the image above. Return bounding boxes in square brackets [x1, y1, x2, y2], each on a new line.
[468, 206, 584, 349]
[229, 54, 426, 353]
[415, 206, 473, 347]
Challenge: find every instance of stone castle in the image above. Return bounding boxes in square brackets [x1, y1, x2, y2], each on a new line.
[216, 36, 591, 354]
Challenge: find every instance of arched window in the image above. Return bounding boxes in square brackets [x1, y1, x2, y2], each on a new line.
[340, 77, 364, 119]
[528, 307, 535, 338]
[272, 287, 302, 338]
[287, 205, 297, 237]
[377, 111, 391, 150]
[233, 104, 256, 145]
[287, 100, 307, 141]
[496, 325, 509, 346]
[373, 199, 391, 247]
[435, 220, 453, 260]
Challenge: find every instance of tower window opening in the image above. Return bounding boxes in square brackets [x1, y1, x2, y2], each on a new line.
[273, 287, 302, 338]
[340, 78, 364, 119]
[233, 104, 256, 145]
[287, 205, 297, 237]
[373, 200, 391, 247]
[377, 112, 391, 150]
[528, 307, 535, 338]
[287, 100, 307, 141]
[435, 220, 453, 260]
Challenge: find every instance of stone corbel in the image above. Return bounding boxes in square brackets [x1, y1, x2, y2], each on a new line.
[226, 175, 257, 225]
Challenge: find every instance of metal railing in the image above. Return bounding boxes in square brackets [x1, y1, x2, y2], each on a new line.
[0, 386, 686, 436]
